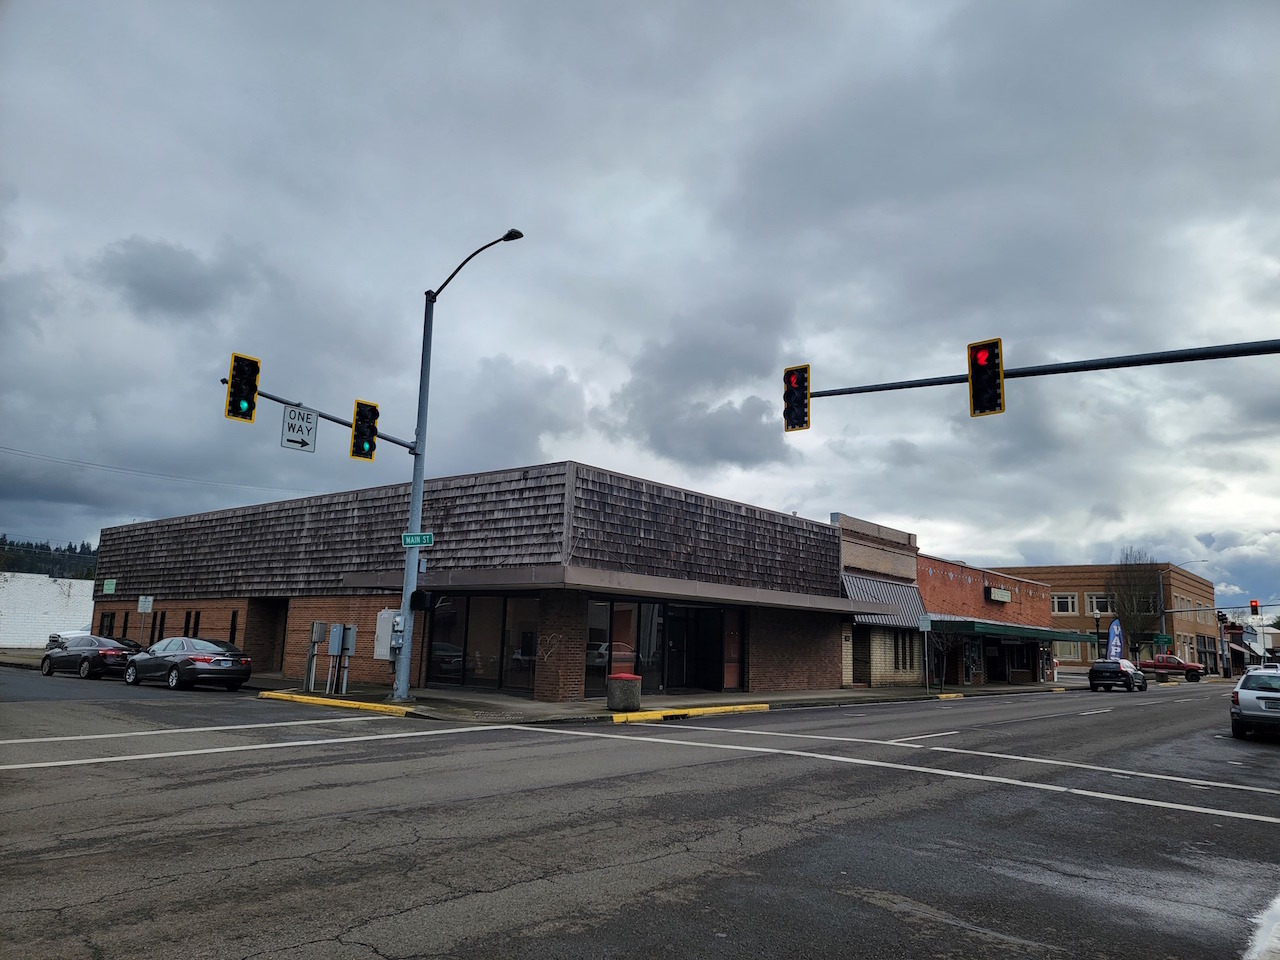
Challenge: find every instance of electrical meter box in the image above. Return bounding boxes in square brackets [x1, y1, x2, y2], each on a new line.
[374, 608, 398, 661]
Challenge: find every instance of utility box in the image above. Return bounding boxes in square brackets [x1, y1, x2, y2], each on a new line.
[374, 608, 398, 661]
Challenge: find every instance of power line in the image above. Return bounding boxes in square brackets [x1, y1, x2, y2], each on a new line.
[0, 445, 326, 495]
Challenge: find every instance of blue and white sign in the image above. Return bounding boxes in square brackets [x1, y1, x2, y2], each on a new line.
[1106, 620, 1124, 660]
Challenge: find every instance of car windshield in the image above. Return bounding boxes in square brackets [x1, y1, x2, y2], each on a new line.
[1241, 674, 1280, 692]
[92, 638, 128, 649]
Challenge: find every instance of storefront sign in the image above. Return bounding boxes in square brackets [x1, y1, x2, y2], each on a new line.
[985, 586, 1012, 603]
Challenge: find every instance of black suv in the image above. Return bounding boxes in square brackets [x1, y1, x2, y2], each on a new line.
[1088, 658, 1148, 692]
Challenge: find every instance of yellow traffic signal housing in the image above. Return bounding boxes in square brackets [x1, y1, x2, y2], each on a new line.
[350, 400, 379, 461]
[967, 339, 1005, 417]
[225, 353, 261, 422]
[783, 364, 811, 432]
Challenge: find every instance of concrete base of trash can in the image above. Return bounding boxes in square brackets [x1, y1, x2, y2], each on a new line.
[606, 673, 641, 712]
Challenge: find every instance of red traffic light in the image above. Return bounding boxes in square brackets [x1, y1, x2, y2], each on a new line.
[973, 347, 990, 366]
[1250, 599, 1260, 616]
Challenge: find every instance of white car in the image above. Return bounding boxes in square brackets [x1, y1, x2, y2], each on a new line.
[1230, 670, 1280, 739]
[46, 624, 92, 650]
[1244, 662, 1280, 673]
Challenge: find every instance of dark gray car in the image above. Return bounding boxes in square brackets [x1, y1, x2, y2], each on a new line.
[124, 637, 252, 691]
[41, 635, 133, 679]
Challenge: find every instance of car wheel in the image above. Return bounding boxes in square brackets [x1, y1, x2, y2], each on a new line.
[124, 663, 139, 685]
[1089, 684, 1099, 692]
[225, 682, 242, 692]
[1124, 678, 1134, 692]
[1187, 671, 1200, 682]
[40, 657, 53, 676]
[78, 659, 93, 679]
[1102, 685, 1112, 691]
[1231, 719, 1248, 739]
[167, 667, 183, 690]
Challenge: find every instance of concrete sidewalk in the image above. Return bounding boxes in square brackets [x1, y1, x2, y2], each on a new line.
[2, 645, 1083, 724]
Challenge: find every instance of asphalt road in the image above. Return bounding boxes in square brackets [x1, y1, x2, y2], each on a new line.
[2, 667, 1278, 960]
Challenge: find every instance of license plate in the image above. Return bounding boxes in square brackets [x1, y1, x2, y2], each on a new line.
[214, 658, 231, 667]
[1262, 700, 1280, 710]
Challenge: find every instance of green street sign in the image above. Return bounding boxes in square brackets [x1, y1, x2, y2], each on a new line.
[1153, 634, 1172, 646]
[401, 533, 434, 548]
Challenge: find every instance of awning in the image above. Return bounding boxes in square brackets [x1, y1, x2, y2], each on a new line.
[1229, 642, 1251, 655]
[922, 615, 1088, 646]
[842, 573, 925, 629]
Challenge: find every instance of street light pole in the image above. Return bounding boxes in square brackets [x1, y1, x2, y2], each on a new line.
[391, 229, 523, 702]
[1094, 610, 1102, 659]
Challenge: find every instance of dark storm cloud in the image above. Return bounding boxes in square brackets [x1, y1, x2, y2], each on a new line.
[598, 291, 794, 468]
[89, 237, 261, 321]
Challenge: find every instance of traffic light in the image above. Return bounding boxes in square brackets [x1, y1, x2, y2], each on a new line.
[224, 353, 260, 422]
[967, 338, 1005, 417]
[1250, 599, 1260, 616]
[783, 364, 810, 432]
[349, 400, 378, 461]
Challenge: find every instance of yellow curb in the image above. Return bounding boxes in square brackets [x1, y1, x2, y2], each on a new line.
[611, 703, 770, 724]
[1157, 681, 1180, 686]
[257, 691, 412, 717]
[937, 693, 964, 700]
[1050, 687, 1068, 693]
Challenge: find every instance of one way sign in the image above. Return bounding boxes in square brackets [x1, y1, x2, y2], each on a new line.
[281, 406, 318, 453]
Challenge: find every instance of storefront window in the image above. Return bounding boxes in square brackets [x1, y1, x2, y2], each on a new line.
[585, 600, 610, 697]
[466, 597, 503, 687]
[638, 603, 663, 693]
[611, 603, 638, 675]
[723, 609, 742, 690]
[428, 597, 467, 684]
[503, 597, 539, 692]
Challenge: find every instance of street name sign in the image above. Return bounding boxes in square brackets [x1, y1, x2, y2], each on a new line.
[402, 533, 434, 547]
[281, 406, 318, 453]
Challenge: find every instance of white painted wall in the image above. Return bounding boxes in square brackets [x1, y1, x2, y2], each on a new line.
[0, 573, 95, 648]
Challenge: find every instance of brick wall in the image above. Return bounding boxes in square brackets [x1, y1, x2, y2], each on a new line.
[92, 598, 247, 647]
[535, 590, 587, 702]
[0, 573, 94, 647]
[745, 608, 841, 693]
[917, 555, 1050, 626]
[283, 596, 404, 687]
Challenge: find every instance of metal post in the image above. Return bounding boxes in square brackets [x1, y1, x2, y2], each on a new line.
[390, 229, 522, 703]
[1094, 612, 1102, 660]
[392, 291, 435, 702]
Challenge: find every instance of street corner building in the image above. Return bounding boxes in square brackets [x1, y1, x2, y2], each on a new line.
[89, 461, 911, 703]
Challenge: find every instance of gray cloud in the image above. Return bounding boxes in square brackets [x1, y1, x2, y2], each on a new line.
[89, 237, 261, 321]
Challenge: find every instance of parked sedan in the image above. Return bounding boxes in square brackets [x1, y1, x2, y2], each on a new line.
[1230, 670, 1280, 739]
[1088, 658, 1148, 692]
[124, 637, 252, 691]
[40, 636, 134, 679]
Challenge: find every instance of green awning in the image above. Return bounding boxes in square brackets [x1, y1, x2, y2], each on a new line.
[925, 619, 1087, 645]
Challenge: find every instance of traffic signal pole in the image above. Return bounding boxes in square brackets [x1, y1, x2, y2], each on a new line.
[810, 339, 1280, 401]
[221, 382, 416, 451]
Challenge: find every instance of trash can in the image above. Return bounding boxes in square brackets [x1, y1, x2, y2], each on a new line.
[606, 672, 641, 712]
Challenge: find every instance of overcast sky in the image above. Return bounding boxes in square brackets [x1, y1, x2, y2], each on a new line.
[2, 1, 1277, 613]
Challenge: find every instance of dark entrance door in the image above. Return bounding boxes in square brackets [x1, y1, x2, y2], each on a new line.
[666, 614, 688, 688]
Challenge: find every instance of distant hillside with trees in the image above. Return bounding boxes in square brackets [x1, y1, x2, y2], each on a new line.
[0, 536, 97, 579]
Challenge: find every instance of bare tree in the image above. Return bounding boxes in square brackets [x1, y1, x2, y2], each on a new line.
[1103, 546, 1165, 662]
[927, 628, 967, 691]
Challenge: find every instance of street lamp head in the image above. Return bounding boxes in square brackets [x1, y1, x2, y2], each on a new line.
[502, 229, 523, 242]
[1094, 610, 1101, 624]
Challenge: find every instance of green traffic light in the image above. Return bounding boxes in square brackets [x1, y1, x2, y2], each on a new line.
[362, 441, 370, 452]
[239, 399, 249, 413]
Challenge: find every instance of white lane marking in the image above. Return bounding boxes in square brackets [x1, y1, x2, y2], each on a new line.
[1173, 698, 1196, 703]
[517, 726, 1280, 825]
[0, 725, 511, 771]
[988, 711, 1075, 726]
[0, 715, 389, 746]
[669, 724, 1280, 798]
[1078, 709, 1112, 716]
[889, 731, 959, 743]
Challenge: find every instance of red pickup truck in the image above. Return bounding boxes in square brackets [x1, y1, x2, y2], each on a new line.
[1138, 653, 1204, 682]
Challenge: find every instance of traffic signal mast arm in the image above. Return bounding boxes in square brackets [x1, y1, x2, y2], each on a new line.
[811, 339, 1280, 400]
[217, 378, 416, 452]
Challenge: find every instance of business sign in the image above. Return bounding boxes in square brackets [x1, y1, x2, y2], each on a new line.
[137, 595, 153, 613]
[1106, 619, 1124, 660]
[102, 579, 116, 595]
[985, 586, 1012, 603]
